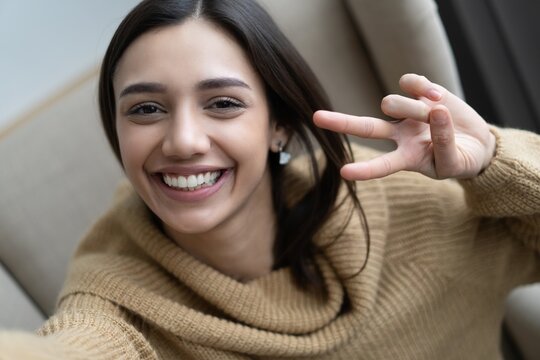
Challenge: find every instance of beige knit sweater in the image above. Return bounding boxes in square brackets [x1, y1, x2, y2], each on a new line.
[1, 127, 539, 359]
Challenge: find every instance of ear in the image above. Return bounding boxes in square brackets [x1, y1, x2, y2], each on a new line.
[269, 122, 291, 153]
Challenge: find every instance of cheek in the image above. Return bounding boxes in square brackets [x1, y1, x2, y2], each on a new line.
[217, 119, 272, 164]
[117, 122, 161, 176]
[117, 123, 137, 169]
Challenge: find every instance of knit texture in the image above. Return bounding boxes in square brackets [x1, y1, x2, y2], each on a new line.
[1, 127, 539, 359]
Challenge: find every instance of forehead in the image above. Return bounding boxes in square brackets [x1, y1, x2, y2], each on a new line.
[113, 19, 263, 94]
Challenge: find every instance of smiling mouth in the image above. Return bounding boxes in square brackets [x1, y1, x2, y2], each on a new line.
[161, 170, 225, 191]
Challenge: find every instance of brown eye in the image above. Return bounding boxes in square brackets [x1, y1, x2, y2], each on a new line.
[213, 100, 239, 109]
[128, 103, 164, 115]
[206, 97, 245, 112]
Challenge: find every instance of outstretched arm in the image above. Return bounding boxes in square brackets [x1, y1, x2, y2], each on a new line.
[314, 73, 496, 181]
[0, 294, 157, 360]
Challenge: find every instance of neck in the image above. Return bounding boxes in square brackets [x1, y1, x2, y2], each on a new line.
[163, 176, 277, 282]
[175, 218, 276, 282]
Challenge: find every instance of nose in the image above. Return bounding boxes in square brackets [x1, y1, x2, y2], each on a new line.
[161, 108, 211, 159]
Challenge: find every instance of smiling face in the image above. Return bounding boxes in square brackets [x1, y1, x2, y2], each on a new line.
[113, 19, 287, 240]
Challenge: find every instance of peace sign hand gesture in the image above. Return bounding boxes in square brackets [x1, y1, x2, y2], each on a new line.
[314, 74, 497, 181]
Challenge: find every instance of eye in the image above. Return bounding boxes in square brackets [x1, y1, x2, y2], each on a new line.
[127, 103, 165, 116]
[205, 97, 245, 114]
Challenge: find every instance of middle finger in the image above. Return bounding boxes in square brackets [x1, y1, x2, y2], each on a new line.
[381, 94, 431, 123]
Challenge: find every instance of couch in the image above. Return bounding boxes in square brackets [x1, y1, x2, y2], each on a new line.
[0, 0, 538, 358]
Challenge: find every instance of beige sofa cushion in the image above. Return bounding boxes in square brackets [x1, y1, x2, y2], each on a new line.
[258, 0, 385, 117]
[0, 70, 124, 316]
[344, 0, 463, 97]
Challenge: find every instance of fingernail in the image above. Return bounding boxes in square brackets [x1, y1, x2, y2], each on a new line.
[431, 109, 446, 125]
[427, 88, 442, 101]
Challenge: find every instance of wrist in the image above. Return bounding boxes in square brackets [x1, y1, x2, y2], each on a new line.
[481, 130, 497, 172]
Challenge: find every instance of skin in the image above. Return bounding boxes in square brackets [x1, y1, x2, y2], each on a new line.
[314, 74, 497, 181]
[114, 19, 288, 282]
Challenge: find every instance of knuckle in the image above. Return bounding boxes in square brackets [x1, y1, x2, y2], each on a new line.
[433, 133, 452, 146]
[361, 118, 375, 137]
[342, 118, 351, 134]
[381, 156, 393, 175]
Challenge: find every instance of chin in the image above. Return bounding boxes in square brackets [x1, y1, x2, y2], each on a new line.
[160, 211, 225, 238]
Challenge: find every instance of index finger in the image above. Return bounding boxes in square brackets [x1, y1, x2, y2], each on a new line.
[314, 110, 396, 140]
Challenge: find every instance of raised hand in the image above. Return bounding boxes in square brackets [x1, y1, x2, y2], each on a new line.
[314, 74, 497, 181]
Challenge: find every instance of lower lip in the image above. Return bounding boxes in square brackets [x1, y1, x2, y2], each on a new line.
[153, 169, 231, 203]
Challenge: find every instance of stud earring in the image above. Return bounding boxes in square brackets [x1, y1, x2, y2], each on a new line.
[278, 141, 291, 165]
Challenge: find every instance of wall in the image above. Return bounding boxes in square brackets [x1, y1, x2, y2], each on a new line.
[0, 0, 140, 131]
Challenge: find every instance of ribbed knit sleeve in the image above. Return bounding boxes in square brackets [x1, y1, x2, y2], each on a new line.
[0, 330, 83, 359]
[0, 294, 157, 360]
[459, 127, 540, 251]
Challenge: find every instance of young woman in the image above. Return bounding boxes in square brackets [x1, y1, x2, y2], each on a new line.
[1, 0, 539, 358]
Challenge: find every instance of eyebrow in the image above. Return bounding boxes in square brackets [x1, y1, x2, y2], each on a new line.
[119, 82, 167, 98]
[196, 77, 252, 91]
[119, 77, 252, 99]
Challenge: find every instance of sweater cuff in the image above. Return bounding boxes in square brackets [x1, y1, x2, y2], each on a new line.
[459, 126, 540, 217]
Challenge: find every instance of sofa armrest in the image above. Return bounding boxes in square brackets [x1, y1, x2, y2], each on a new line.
[505, 284, 540, 360]
[0, 262, 44, 330]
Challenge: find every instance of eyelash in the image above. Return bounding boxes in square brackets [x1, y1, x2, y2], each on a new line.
[125, 97, 245, 118]
[127, 103, 164, 116]
[206, 97, 245, 111]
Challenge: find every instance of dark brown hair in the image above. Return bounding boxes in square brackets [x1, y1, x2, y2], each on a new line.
[99, 0, 369, 293]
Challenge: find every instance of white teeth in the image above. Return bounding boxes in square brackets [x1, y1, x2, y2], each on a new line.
[163, 171, 222, 190]
[187, 175, 197, 188]
[178, 176, 187, 188]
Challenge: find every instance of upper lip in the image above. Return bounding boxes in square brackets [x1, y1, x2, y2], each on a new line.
[152, 165, 229, 176]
